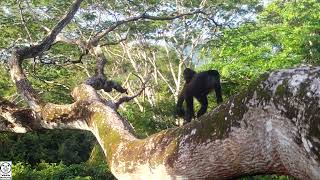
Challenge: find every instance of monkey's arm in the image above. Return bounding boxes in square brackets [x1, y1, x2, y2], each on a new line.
[175, 87, 186, 117]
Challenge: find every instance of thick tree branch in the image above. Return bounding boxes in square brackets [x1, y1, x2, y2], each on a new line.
[0, 99, 35, 133]
[3, 0, 320, 178]
[2, 66, 320, 179]
[18, 0, 83, 60]
[36, 9, 203, 97]
[91, 9, 203, 44]
[85, 75, 127, 94]
[83, 45, 128, 94]
[107, 66, 320, 179]
[8, 0, 83, 113]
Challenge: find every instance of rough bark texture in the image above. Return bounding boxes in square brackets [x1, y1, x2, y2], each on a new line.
[103, 66, 320, 179]
[2, 66, 320, 179]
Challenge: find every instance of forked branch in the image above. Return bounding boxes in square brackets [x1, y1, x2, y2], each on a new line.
[7, 0, 84, 119]
[114, 74, 150, 109]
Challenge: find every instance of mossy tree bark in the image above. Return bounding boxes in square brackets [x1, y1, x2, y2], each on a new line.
[0, 0, 320, 179]
[2, 65, 320, 179]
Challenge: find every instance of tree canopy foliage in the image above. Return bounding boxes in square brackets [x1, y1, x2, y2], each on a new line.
[202, 0, 319, 92]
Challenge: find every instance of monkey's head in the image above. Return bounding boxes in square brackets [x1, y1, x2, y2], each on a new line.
[183, 68, 196, 83]
[207, 70, 220, 77]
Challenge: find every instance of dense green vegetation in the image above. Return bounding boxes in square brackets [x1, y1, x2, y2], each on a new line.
[202, 0, 319, 90]
[0, 0, 319, 179]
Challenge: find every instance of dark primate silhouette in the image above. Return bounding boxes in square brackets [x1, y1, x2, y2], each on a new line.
[176, 68, 223, 123]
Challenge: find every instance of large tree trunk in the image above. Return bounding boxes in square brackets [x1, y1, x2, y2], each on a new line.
[2, 66, 320, 179]
[92, 66, 320, 179]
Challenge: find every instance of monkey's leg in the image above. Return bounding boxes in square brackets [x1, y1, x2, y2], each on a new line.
[196, 95, 208, 118]
[214, 82, 223, 104]
[185, 97, 194, 123]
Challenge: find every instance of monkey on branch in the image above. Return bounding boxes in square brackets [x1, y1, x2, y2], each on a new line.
[176, 68, 223, 123]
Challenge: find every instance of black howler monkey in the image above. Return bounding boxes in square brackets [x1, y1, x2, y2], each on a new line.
[176, 68, 223, 123]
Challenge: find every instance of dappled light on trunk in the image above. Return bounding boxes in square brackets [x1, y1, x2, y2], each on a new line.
[2, 65, 320, 179]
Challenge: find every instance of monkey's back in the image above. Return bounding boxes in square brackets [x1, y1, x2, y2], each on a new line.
[185, 70, 220, 97]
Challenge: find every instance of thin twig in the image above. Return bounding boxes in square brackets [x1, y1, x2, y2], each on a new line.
[18, 0, 33, 43]
[114, 74, 151, 110]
